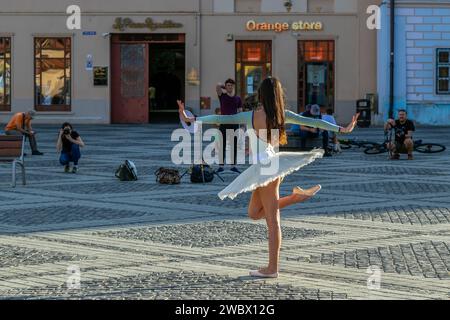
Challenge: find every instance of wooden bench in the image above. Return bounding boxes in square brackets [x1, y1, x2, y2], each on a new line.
[0, 135, 26, 187]
[281, 134, 323, 151]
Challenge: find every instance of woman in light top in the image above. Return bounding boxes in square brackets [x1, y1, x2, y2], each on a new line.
[178, 77, 359, 278]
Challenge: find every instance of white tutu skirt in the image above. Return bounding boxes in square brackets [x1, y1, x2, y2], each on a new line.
[218, 149, 324, 200]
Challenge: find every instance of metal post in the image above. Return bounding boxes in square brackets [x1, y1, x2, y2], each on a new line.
[389, 0, 396, 119]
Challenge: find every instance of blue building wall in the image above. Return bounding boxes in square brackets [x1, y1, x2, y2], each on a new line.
[378, 3, 450, 125]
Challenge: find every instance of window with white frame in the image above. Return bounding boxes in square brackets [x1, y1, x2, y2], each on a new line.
[437, 49, 450, 94]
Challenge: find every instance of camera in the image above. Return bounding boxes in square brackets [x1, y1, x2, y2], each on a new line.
[63, 128, 71, 135]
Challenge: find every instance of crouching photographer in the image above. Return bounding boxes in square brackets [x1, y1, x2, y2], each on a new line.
[56, 122, 85, 173]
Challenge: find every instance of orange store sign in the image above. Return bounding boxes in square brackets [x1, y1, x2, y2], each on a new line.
[246, 20, 323, 32]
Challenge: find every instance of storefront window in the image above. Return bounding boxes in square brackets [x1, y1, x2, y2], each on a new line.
[34, 37, 71, 111]
[236, 41, 272, 103]
[298, 40, 335, 112]
[0, 37, 11, 111]
[437, 49, 450, 94]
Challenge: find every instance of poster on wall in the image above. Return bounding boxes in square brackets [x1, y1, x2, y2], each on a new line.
[86, 54, 94, 71]
[93, 67, 108, 86]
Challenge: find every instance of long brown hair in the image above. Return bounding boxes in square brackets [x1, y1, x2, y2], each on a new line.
[258, 77, 288, 146]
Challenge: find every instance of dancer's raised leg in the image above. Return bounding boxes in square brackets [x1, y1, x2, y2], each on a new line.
[248, 184, 322, 221]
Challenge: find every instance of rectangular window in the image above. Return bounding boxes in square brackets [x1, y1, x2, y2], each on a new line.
[235, 0, 261, 13]
[34, 37, 71, 111]
[236, 41, 272, 102]
[0, 37, 11, 111]
[437, 48, 450, 94]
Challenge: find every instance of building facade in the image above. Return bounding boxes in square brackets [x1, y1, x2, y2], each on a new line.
[0, 0, 379, 125]
[378, 0, 450, 125]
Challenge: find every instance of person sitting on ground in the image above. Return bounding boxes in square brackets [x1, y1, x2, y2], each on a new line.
[321, 109, 341, 153]
[385, 109, 415, 160]
[56, 122, 85, 173]
[4, 110, 44, 155]
[299, 104, 332, 157]
[287, 104, 311, 136]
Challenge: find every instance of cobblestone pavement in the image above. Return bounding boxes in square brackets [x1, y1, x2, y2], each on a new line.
[0, 124, 449, 300]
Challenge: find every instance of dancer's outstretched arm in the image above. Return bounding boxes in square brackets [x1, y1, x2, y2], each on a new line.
[178, 100, 251, 125]
[285, 110, 359, 134]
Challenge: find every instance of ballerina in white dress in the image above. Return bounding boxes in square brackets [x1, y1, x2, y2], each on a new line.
[178, 77, 359, 278]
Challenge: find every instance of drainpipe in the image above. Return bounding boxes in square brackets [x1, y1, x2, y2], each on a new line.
[389, 0, 395, 119]
[198, 0, 202, 114]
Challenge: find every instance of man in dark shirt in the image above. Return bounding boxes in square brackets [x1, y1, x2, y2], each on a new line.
[216, 79, 243, 173]
[385, 109, 415, 160]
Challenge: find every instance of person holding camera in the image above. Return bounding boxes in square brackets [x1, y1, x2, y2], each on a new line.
[385, 109, 415, 160]
[56, 122, 85, 173]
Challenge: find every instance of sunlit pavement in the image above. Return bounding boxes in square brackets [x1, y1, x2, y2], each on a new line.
[0, 124, 449, 300]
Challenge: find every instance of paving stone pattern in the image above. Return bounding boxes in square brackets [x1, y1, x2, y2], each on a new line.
[0, 125, 449, 300]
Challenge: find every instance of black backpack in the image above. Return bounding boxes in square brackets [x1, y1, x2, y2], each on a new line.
[115, 160, 138, 181]
[190, 164, 215, 183]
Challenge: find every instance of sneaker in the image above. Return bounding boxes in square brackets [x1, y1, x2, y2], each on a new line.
[216, 167, 225, 173]
[72, 166, 78, 174]
[390, 154, 400, 160]
[32, 151, 44, 156]
[408, 154, 414, 160]
[64, 165, 70, 173]
[230, 167, 241, 174]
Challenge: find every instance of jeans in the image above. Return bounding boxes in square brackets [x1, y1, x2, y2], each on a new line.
[5, 130, 38, 152]
[60, 144, 81, 166]
[219, 124, 239, 166]
[299, 129, 329, 151]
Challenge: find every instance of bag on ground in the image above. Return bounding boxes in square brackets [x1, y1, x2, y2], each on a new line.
[155, 167, 181, 185]
[190, 164, 214, 183]
[115, 160, 138, 181]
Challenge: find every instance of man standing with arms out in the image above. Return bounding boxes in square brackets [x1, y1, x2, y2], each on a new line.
[4, 110, 44, 155]
[216, 79, 243, 174]
[385, 109, 415, 160]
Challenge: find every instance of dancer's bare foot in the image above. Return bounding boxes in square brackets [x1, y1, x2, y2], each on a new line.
[292, 185, 322, 203]
[249, 267, 279, 278]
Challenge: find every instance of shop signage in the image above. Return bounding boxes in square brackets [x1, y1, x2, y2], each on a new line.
[93, 67, 108, 86]
[113, 17, 183, 31]
[246, 20, 323, 32]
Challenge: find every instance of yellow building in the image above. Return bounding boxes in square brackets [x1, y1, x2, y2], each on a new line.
[0, 0, 380, 124]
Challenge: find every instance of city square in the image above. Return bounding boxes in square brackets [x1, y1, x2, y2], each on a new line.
[1, 0, 450, 304]
[0, 125, 449, 300]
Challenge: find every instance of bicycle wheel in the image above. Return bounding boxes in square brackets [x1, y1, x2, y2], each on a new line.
[360, 142, 378, 149]
[364, 144, 388, 155]
[338, 140, 352, 149]
[415, 143, 446, 154]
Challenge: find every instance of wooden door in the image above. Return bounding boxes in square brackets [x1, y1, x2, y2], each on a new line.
[111, 43, 149, 123]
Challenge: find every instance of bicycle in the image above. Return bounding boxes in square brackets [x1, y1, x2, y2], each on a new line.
[328, 138, 379, 153]
[364, 129, 446, 155]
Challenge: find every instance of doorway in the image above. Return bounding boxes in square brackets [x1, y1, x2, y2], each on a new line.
[298, 40, 335, 113]
[111, 34, 185, 124]
[235, 41, 272, 102]
[149, 43, 185, 123]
